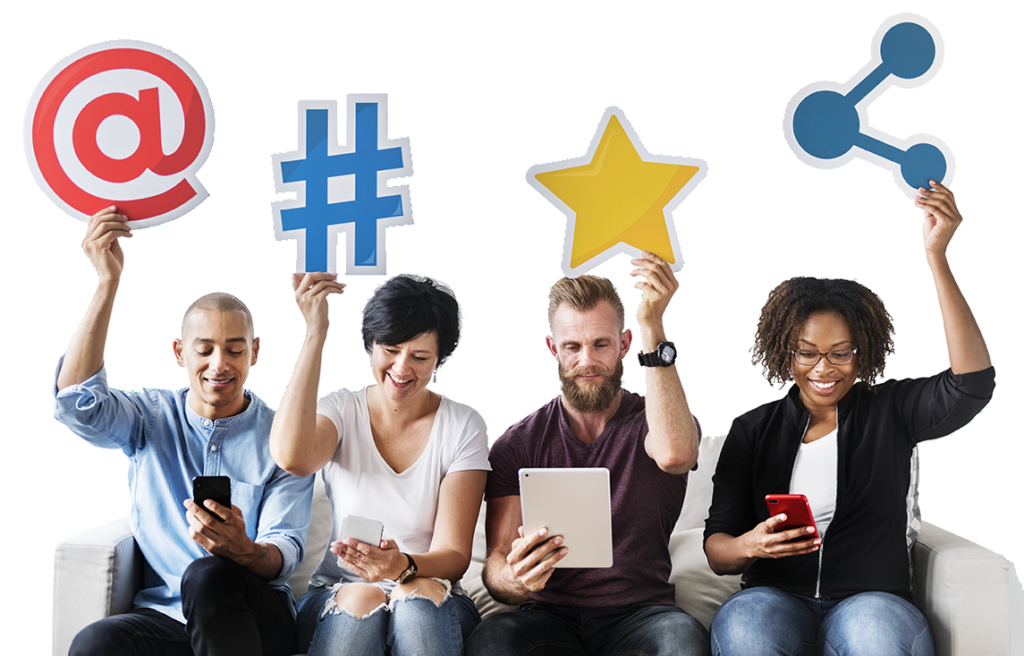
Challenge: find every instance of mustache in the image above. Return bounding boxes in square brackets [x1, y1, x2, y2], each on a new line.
[561, 365, 617, 379]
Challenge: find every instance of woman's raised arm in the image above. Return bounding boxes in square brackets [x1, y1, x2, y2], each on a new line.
[270, 272, 347, 477]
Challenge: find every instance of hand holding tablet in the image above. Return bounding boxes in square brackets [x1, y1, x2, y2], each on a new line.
[518, 468, 614, 568]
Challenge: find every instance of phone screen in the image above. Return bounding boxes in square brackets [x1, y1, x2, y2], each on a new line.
[192, 476, 231, 522]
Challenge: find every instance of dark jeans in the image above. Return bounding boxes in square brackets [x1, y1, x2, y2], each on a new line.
[464, 603, 711, 656]
[69, 556, 298, 656]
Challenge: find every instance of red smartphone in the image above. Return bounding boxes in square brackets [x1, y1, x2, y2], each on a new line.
[765, 494, 819, 539]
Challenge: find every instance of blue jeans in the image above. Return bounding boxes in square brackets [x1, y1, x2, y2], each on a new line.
[296, 584, 480, 656]
[464, 603, 711, 656]
[710, 587, 935, 656]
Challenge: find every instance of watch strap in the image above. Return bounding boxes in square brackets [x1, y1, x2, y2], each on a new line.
[638, 341, 676, 367]
[396, 552, 418, 584]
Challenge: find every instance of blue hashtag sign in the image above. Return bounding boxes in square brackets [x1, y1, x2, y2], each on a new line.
[272, 95, 413, 274]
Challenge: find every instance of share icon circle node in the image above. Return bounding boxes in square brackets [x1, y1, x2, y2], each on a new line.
[784, 15, 953, 196]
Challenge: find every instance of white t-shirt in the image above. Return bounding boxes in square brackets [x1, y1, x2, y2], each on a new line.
[789, 428, 838, 537]
[310, 387, 491, 589]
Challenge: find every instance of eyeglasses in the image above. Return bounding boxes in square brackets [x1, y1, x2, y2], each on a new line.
[791, 348, 858, 366]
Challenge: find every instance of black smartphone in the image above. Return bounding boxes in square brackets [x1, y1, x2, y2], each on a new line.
[192, 476, 231, 522]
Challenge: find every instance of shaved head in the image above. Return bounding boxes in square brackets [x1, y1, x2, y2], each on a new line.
[182, 293, 254, 340]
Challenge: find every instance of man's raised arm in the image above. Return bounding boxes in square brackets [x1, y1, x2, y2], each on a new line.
[56, 206, 132, 390]
[630, 252, 699, 474]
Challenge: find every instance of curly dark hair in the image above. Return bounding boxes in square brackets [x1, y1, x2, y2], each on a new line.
[753, 277, 894, 387]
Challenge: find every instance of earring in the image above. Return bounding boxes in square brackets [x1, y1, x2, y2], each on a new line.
[433, 369, 437, 384]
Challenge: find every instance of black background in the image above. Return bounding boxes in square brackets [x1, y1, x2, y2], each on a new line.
[39, 12, 1007, 569]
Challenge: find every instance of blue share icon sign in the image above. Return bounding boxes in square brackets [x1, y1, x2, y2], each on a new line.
[784, 14, 953, 196]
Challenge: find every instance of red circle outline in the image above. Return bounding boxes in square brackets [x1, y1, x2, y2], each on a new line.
[31, 47, 209, 221]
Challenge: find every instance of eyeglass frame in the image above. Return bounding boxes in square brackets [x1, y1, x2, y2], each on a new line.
[791, 348, 858, 367]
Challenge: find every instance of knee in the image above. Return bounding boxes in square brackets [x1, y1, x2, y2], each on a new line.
[331, 583, 388, 618]
[712, 589, 773, 638]
[464, 614, 515, 655]
[642, 609, 710, 656]
[69, 621, 122, 656]
[824, 593, 933, 656]
[391, 577, 450, 607]
[710, 589, 789, 654]
[181, 555, 237, 596]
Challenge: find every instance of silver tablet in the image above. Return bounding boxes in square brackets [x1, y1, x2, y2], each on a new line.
[518, 467, 613, 568]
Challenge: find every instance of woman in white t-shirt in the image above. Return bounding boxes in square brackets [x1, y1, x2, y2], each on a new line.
[270, 272, 490, 656]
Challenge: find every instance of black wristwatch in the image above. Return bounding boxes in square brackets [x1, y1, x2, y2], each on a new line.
[638, 342, 677, 367]
[396, 552, 418, 584]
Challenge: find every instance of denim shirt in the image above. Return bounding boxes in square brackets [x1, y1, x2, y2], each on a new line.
[53, 358, 314, 623]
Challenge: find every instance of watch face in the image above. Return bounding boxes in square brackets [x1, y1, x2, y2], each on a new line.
[661, 344, 676, 363]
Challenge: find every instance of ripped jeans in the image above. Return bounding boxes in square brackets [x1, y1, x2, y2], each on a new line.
[295, 580, 480, 656]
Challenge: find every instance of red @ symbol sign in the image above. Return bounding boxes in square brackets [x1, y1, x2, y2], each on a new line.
[25, 40, 214, 228]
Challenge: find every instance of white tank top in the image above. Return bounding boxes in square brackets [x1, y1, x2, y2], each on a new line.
[789, 428, 838, 537]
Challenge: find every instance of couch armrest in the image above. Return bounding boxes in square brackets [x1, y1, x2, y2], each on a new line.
[914, 521, 1009, 656]
[53, 517, 143, 656]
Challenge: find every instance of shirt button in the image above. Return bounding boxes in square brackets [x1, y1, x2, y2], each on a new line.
[211, 445, 217, 452]
[204, 419, 211, 427]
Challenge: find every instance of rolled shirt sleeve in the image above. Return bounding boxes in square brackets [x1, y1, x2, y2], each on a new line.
[52, 353, 315, 618]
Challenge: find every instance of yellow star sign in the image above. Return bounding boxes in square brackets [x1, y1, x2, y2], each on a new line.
[527, 107, 706, 276]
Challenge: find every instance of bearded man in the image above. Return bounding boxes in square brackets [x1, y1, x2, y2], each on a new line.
[466, 253, 711, 656]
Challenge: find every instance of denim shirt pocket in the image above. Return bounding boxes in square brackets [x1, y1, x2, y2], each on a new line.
[231, 481, 266, 540]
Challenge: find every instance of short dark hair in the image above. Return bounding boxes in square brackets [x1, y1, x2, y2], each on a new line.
[753, 277, 894, 387]
[182, 293, 253, 338]
[362, 275, 461, 367]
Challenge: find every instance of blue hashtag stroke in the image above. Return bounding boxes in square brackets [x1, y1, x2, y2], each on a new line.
[276, 99, 409, 273]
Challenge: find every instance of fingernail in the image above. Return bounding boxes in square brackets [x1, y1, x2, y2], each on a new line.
[539, 528, 547, 537]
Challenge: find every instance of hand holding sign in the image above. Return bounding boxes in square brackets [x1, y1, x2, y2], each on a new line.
[82, 206, 132, 284]
[25, 40, 214, 227]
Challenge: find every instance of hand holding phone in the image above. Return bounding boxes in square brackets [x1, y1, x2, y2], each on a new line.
[192, 476, 231, 522]
[765, 494, 819, 539]
[336, 514, 386, 571]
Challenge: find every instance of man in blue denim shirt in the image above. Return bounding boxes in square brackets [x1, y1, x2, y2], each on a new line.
[55, 207, 315, 656]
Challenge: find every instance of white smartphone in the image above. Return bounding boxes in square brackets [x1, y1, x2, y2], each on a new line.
[337, 514, 385, 569]
[339, 514, 384, 546]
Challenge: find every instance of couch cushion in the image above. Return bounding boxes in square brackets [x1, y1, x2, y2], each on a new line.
[675, 433, 727, 534]
[670, 527, 742, 630]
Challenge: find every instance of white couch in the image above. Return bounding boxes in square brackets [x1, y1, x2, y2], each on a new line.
[53, 434, 1012, 655]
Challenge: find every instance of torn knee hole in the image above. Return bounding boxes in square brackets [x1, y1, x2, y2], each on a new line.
[323, 599, 388, 619]
[390, 577, 452, 608]
[322, 583, 388, 619]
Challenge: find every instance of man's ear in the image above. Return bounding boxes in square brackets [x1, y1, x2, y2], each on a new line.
[250, 337, 260, 367]
[620, 328, 633, 357]
[545, 335, 558, 358]
[172, 339, 185, 367]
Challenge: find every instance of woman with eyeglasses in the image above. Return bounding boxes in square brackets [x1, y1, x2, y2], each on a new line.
[703, 182, 994, 656]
